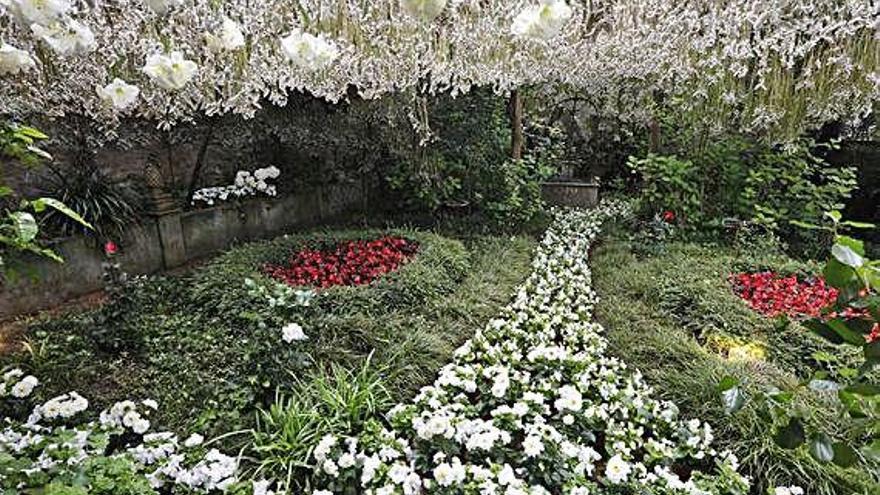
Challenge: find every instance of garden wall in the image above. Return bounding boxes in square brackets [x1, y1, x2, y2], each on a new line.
[0, 181, 370, 318]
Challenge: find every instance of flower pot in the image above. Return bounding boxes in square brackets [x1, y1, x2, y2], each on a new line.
[541, 181, 599, 208]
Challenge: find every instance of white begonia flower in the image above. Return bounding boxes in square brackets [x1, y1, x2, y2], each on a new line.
[144, 0, 182, 15]
[522, 434, 544, 457]
[97, 78, 140, 110]
[184, 433, 204, 447]
[142, 51, 198, 90]
[6, 0, 70, 26]
[253, 480, 273, 495]
[510, 0, 573, 40]
[774, 487, 804, 495]
[279, 29, 339, 70]
[604, 454, 631, 484]
[31, 19, 96, 56]
[10, 375, 38, 398]
[206, 16, 245, 52]
[282, 322, 307, 343]
[400, 0, 447, 22]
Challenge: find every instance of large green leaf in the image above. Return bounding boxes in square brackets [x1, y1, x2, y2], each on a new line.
[823, 258, 856, 289]
[808, 433, 835, 463]
[9, 211, 38, 242]
[832, 244, 864, 268]
[775, 417, 805, 449]
[802, 320, 844, 345]
[826, 319, 867, 346]
[721, 386, 746, 414]
[862, 439, 880, 463]
[31, 197, 93, 229]
[831, 442, 859, 468]
[836, 235, 865, 256]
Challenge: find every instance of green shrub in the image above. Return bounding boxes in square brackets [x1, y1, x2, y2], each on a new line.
[592, 229, 878, 494]
[627, 153, 701, 222]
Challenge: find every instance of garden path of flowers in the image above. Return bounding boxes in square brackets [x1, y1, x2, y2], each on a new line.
[305, 202, 747, 495]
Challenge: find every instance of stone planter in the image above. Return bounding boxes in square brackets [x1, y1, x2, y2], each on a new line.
[541, 181, 599, 208]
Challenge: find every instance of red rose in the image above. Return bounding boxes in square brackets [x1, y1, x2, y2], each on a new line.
[104, 241, 119, 256]
[662, 210, 675, 222]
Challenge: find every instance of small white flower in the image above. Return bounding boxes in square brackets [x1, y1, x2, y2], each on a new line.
[97, 78, 140, 110]
[604, 454, 631, 484]
[253, 479, 273, 495]
[6, 0, 70, 26]
[32, 19, 96, 56]
[10, 375, 38, 398]
[206, 16, 245, 52]
[279, 29, 339, 70]
[142, 51, 198, 90]
[0, 43, 37, 75]
[282, 322, 308, 343]
[400, 0, 447, 22]
[184, 433, 204, 447]
[510, 0, 573, 40]
[522, 435, 544, 457]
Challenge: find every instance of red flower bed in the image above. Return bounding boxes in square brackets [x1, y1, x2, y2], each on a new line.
[731, 271, 839, 318]
[264, 236, 418, 288]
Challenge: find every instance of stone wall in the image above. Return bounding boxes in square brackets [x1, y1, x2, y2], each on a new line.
[0, 180, 368, 318]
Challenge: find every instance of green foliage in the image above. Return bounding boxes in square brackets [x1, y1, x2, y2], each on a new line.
[627, 137, 858, 257]
[38, 163, 142, 242]
[251, 358, 394, 490]
[9, 228, 535, 444]
[592, 228, 879, 494]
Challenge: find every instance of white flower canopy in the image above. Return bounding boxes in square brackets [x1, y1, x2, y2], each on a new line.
[0, 0, 877, 138]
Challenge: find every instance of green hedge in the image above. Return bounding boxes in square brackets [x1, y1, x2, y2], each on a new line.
[592, 229, 877, 495]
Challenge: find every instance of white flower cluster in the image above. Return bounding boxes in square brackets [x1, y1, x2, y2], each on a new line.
[302, 201, 748, 495]
[773, 486, 804, 495]
[99, 399, 158, 434]
[192, 166, 281, 206]
[0, 1, 875, 138]
[1, 382, 241, 493]
[0, 368, 39, 399]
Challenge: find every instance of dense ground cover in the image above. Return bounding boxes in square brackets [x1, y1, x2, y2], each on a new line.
[592, 226, 879, 494]
[3, 228, 536, 441]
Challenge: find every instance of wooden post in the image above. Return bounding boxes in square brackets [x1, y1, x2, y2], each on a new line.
[509, 89, 524, 160]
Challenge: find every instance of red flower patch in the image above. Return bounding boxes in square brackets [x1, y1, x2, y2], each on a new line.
[731, 271, 839, 318]
[264, 236, 418, 288]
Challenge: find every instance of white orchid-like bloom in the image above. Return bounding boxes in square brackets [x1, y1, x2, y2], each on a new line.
[6, 0, 71, 27]
[142, 51, 198, 90]
[510, 0, 572, 40]
[0, 42, 36, 75]
[206, 16, 245, 52]
[400, 0, 447, 22]
[31, 19, 96, 56]
[144, 0, 182, 15]
[279, 29, 339, 70]
[97, 78, 140, 110]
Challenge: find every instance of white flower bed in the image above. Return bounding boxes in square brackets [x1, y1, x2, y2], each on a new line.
[304, 202, 749, 495]
[192, 166, 281, 206]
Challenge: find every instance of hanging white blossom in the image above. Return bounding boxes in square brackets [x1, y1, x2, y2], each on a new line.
[279, 29, 339, 70]
[97, 78, 140, 110]
[5, 0, 71, 27]
[400, 0, 447, 22]
[31, 19, 96, 56]
[143, 0, 182, 15]
[0, 42, 36, 75]
[510, 0, 572, 40]
[142, 51, 198, 90]
[205, 16, 245, 52]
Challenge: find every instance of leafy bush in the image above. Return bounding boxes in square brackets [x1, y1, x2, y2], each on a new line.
[592, 228, 878, 494]
[627, 153, 701, 223]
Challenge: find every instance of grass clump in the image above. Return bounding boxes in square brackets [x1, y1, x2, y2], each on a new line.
[591, 227, 878, 495]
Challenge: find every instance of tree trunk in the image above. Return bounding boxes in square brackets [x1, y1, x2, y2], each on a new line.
[185, 120, 216, 206]
[649, 117, 661, 153]
[509, 89, 524, 160]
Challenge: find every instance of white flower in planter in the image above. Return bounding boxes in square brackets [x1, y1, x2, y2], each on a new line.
[282, 322, 308, 343]
[97, 78, 140, 110]
[0, 43, 36, 75]
[6, 0, 70, 27]
[280, 29, 339, 70]
[144, 0, 182, 15]
[206, 16, 245, 52]
[142, 51, 198, 90]
[604, 454, 630, 484]
[511, 0, 572, 40]
[32, 19, 97, 56]
[400, 0, 447, 22]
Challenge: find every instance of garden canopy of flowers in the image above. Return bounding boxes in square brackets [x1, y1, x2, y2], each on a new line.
[1, 1, 879, 495]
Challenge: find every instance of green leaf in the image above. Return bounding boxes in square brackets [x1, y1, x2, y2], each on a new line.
[831, 442, 859, 468]
[0, 186, 12, 197]
[721, 386, 746, 414]
[717, 375, 740, 392]
[835, 235, 865, 256]
[808, 433, 835, 463]
[826, 319, 866, 346]
[774, 418, 805, 449]
[841, 220, 875, 230]
[31, 197, 93, 229]
[844, 382, 880, 397]
[823, 259, 856, 289]
[824, 210, 842, 224]
[10, 211, 38, 242]
[15, 125, 48, 140]
[802, 320, 844, 345]
[862, 439, 880, 463]
[832, 244, 864, 268]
